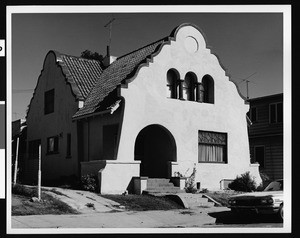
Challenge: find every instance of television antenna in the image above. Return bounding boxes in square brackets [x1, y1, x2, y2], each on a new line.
[235, 72, 257, 100]
[104, 17, 116, 50]
[104, 14, 130, 53]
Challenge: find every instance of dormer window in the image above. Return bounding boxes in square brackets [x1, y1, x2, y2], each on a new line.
[167, 69, 180, 99]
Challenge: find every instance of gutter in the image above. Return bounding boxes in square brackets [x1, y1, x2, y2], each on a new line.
[72, 109, 111, 121]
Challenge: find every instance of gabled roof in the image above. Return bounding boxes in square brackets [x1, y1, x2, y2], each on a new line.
[54, 51, 103, 100]
[73, 37, 169, 119]
[26, 51, 103, 119]
[49, 23, 247, 119]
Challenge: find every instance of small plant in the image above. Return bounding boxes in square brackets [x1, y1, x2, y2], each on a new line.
[185, 165, 197, 193]
[174, 171, 184, 177]
[81, 174, 99, 193]
[85, 203, 95, 209]
[201, 188, 208, 193]
[228, 171, 257, 192]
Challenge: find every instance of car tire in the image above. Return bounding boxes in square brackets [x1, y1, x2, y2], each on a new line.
[278, 204, 283, 221]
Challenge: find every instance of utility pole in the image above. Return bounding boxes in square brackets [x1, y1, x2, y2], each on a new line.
[13, 137, 19, 185]
[38, 143, 41, 200]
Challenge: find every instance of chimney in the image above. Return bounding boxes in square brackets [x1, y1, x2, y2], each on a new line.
[103, 45, 117, 68]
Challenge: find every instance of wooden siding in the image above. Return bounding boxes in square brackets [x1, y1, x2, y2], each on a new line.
[248, 94, 283, 181]
[248, 94, 283, 137]
[249, 135, 283, 181]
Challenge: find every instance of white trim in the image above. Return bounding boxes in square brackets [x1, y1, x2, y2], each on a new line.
[7, 5, 291, 14]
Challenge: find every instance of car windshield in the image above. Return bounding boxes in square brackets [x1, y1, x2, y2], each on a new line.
[264, 180, 283, 191]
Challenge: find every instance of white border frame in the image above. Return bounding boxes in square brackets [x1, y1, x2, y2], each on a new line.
[6, 5, 292, 234]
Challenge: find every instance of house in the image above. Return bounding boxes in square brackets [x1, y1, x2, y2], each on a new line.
[247, 93, 283, 180]
[25, 23, 261, 193]
[12, 119, 27, 183]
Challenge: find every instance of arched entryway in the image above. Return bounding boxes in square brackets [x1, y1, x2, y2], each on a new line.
[134, 125, 177, 178]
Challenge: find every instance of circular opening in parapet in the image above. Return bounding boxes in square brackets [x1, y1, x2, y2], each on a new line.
[184, 36, 199, 53]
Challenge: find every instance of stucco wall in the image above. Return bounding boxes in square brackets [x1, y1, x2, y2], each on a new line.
[81, 107, 122, 162]
[81, 160, 141, 194]
[26, 52, 79, 182]
[117, 25, 261, 190]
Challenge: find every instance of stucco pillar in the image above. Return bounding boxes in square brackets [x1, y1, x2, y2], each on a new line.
[178, 79, 184, 100]
[196, 82, 204, 102]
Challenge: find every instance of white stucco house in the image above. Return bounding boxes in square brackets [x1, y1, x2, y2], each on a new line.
[25, 23, 261, 194]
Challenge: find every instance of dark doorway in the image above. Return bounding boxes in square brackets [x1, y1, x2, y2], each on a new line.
[134, 125, 176, 178]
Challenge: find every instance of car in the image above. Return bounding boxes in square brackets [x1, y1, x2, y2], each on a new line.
[228, 179, 283, 220]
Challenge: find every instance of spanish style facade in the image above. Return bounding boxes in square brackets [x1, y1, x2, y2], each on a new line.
[25, 23, 261, 193]
[248, 93, 283, 180]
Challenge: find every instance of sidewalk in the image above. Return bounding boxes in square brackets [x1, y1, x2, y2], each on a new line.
[11, 206, 229, 229]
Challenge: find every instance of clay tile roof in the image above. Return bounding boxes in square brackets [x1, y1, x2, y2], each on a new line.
[73, 37, 169, 119]
[54, 51, 103, 100]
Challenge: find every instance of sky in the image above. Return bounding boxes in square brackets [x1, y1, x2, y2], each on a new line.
[10, 9, 284, 121]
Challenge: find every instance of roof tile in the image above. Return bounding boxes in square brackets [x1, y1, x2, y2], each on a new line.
[73, 38, 168, 118]
[55, 52, 103, 100]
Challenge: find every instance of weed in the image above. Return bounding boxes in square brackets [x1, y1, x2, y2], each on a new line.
[185, 165, 197, 193]
[85, 203, 95, 209]
[81, 174, 99, 193]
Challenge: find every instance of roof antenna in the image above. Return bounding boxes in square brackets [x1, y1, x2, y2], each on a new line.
[104, 17, 116, 56]
[236, 72, 257, 100]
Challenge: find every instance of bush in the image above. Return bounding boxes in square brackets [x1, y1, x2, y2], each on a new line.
[81, 174, 99, 193]
[185, 166, 197, 193]
[228, 171, 257, 192]
[12, 183, 37, 197]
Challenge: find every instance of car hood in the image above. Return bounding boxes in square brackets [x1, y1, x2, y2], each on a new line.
[230, 190, 283, 199]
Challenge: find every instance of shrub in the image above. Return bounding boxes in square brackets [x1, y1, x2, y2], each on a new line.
[81, 174, 99, 193]
[12, 183, 37, 197]
[228, 171, 257, 192]
[185, 166, 197, 193]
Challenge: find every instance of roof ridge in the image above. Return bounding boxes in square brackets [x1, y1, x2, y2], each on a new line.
[116, 36, 170, 61]
[53, 50, 103, 63]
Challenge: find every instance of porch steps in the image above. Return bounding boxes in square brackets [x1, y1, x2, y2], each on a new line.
[142, 178, 185, 195]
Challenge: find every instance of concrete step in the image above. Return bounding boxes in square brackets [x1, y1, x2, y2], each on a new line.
[175, 193, 215, 209]
[147, 179, 172, 186]
[142, 189, 185, 195]
[147, 183, 175, 188]
[143, 178, 185, 195]
[143, 187, 182, 193]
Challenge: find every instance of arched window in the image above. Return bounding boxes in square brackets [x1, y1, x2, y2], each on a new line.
[183, 72, 197, 101]
[202, 75, 214, 104]
[167, 69, 179, 99]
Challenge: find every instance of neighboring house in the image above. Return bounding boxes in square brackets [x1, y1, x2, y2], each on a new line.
[12, 119, 27, 182]
[248, 93, 283, 180]
[25, 23, 261, 193]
